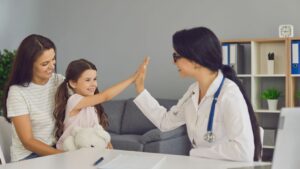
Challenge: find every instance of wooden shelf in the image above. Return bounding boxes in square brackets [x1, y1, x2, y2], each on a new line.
[253, 74, 286, 77]
[237, 74, 251, 77]
[221, 38, 299, 161]
[255, 109, 281, 113]
[263, 145, 275, 149]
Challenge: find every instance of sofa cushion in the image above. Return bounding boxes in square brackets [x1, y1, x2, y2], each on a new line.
[102, 100, 125, 134]
[143, 135, 191, 155]
[110, 133, 143, 151]
[141, 125, 187, 144]
[120, 98, 177, 135]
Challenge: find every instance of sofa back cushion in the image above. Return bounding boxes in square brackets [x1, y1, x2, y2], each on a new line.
[120, 98, 177, 135]
[102, 100, 126, 134]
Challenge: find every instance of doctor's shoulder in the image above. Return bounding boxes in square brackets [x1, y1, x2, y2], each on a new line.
[220, 79, 244, 100]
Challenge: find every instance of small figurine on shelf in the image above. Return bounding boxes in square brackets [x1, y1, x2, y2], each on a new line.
[267, 52, 275, 74]
[261, 88, 281, 110]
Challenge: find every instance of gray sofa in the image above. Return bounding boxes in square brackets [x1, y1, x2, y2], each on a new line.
[102, 98, 191, 155]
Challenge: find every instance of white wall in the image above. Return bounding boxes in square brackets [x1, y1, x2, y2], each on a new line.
[1, 0, 300, 99]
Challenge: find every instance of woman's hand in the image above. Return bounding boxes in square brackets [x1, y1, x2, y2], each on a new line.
[106, 142, 113, 149]
[132, 57, 149, 79]
[135, 57, 149, 94]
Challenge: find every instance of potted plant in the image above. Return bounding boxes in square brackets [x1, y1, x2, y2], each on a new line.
[0, 49, 16, 115]
[261, 88, 281, 110]
[296, 91, 300, 105]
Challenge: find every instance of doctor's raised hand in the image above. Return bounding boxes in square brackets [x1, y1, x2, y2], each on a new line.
[135, 57, 149, 94]
[133, 27, 262, 162]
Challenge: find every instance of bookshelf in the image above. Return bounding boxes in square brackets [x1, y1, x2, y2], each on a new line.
[289, 38, 300, 107]
[222, 37, 300, 161]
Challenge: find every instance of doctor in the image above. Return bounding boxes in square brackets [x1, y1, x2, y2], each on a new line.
[134, 27, 262, 162]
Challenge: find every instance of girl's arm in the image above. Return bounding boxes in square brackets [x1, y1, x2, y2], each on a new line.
[12, 115, 63, 156]
[72, 57, 149, 112]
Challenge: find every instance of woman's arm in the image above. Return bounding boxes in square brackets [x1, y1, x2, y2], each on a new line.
[106, 142, 113, 149]
[71, 57, 149, 112]
[12, 115, 63, 156]
[133, 59, 195, 132]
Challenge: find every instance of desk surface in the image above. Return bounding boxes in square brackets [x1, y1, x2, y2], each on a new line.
[0, 149, 270, 169]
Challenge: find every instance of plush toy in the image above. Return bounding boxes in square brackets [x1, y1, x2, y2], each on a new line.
[63, 125, 111, 151]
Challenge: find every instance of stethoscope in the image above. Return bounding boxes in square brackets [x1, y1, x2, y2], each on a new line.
[174, 76, 225, 144]
[203, 76, 225, 143]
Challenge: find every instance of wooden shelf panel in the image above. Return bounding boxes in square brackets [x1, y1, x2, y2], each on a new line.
[254, 74, 286, 77]
[237, 74, 251, 77]
[263, 145, 275, 149]
[255, 109, 281, 113]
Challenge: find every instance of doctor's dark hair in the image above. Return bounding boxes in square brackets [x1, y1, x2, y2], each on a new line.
[53, 59, 108, 140]
[2, 34, 57, 122]
[173, 27, 262, 161]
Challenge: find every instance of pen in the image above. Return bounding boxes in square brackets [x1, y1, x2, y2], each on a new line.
[93, 157, 104, 166]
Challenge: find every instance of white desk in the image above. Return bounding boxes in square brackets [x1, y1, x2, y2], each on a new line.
[0, 149, 270, 169]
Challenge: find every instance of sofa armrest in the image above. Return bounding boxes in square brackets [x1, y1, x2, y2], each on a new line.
[141, 125, 187, 144]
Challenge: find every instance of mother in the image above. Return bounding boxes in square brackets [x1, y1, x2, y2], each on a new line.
[3, 34, 64, 161]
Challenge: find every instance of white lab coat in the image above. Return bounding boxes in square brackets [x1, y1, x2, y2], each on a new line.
[134, 71, 254, 162]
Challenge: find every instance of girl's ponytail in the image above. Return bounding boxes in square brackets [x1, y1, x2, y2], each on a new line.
[53, 80, 70, 140]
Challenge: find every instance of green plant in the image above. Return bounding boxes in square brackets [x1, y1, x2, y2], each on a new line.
[0, 49, 16, 110]
[296, 91, 300, 99]
[261, 88, 281, 100]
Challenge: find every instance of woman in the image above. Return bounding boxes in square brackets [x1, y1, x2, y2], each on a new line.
[2, 34, 65, 161]
[134, 27, 262, 162]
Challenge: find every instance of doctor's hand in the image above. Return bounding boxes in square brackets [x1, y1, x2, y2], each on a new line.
[131, 57, 149, 80]
[135, 57, 149, 94]
[106, 142, 113, 149]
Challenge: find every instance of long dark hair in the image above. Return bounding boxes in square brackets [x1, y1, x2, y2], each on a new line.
[2, 34, 56, 122]
[53, 59, 108, 140]
[172, 27, 262, 161]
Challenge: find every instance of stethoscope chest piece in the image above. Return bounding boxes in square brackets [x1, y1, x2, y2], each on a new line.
[204, 131, 216, 143]
[203, 76, 225, 144]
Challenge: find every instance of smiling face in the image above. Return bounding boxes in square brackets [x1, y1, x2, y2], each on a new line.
[173, 52, 197, 77]
[32, 48, 56, 84]
[70, 69, 98, 96]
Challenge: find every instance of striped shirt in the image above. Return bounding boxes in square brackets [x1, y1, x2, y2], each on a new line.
[7, 74, 64, 161]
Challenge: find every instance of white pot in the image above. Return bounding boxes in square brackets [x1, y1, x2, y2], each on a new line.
[267, 99, 278, 110]
[267, 60, 274, 74]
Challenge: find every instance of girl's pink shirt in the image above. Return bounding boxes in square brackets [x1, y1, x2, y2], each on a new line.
[56, 94, 100, 150]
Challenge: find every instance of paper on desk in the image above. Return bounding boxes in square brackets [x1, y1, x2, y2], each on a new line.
[97, 154, 165, 169]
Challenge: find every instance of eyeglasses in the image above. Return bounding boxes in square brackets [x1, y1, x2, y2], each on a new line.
[173, 52, 182, 62]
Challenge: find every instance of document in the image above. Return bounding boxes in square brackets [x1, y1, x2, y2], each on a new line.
[222, 44, 229, 65]
[97, 154, 166, 169]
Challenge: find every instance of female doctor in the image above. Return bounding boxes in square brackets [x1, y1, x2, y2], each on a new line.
[134, 27, 262, 162]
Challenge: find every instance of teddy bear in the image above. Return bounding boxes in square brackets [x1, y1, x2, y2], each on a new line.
[63, 125, 111, 151]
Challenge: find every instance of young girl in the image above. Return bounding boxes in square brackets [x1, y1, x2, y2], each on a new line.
[54, 58, 148, 150]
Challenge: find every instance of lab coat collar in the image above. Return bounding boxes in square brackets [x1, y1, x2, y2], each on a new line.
[199, 70, 224, 98]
